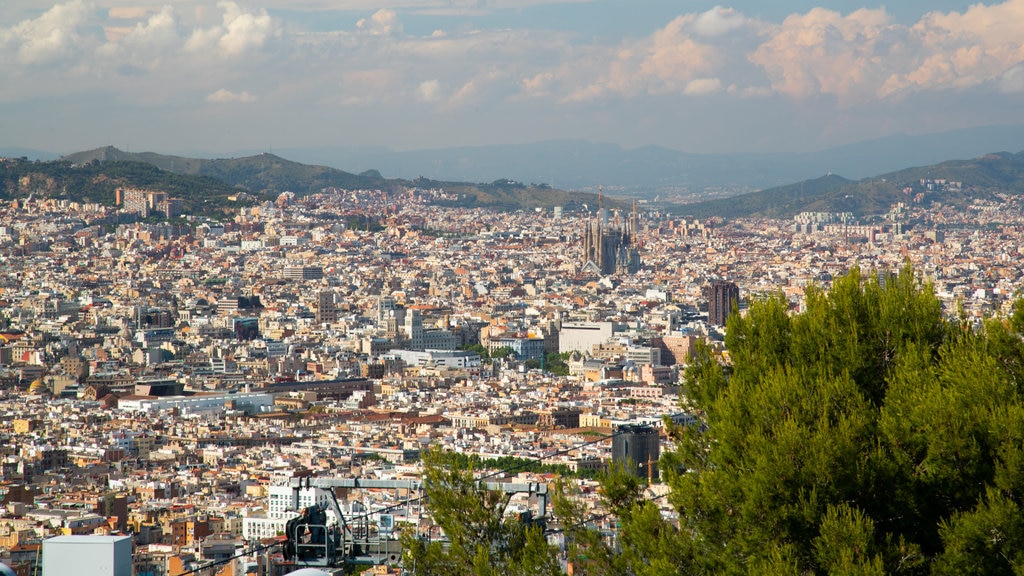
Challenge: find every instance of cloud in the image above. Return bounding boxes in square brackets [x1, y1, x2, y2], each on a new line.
[561, 16, 723, 101]
[5, 0, 1024, 153]
[749, 1, 1024, 105]
[357, 9, 401, 36]
[97, 5, 180, 69]
[683, 77, 723, 96]
[185, 1, 278, 57]
[417, 79, 442, 102]
[521, 71, 554, 97]
[0, 0, 96, 67]
[1001, 63, 1024, 93]
[206, 88, 257, 103]
[692, 6, 747, 38]
[748, 7, 894, 104]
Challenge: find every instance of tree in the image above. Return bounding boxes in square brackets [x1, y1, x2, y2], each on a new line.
[416, 270, 1024, 574]
[401, 448, 561, 576]
[490, 346, 515, 360]
[460, 343, 490, 359]
[545, 352, 571, 376]
[570, 268, 1024, 574]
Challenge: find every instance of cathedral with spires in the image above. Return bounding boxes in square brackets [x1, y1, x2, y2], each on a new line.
[582, 196, 642, 275]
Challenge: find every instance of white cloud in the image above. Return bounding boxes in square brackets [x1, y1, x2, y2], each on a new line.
[206, 88, 256, 103]
[749, 7, 894, 104]
[0, 0, 96, 67]
[1001, 63, 1024, 93]
[417, 79, 442, 102]
[749, 1, 1024, 105]
[4, 0, 1024, 153]
[683, 77, 723, 96]
[357, 9, 401, 36]
[521, 71, 554, 97]
[185, 1, 278, 57]
[560, 16, 724, 101]
[693, 6, 747, 37]
[97, 5, 180, 68]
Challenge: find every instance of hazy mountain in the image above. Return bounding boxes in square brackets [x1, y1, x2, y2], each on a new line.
[47, 147, 612, 213]
[0, 156, 250, 218]
[16, 124, 1024, 200]
[61, 147, 385, 195]
[22, 134, 1024, 219]
[274, 124, 1024, 197]
[0, 147, 59, 161]
[674, 174, 854, 219]
[678, 151, 1024, 219]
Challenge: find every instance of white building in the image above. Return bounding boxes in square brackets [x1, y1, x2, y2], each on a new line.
[242, 486, 334, 540]
[117, 392, 277, 416]
[559, 322, 616, 354]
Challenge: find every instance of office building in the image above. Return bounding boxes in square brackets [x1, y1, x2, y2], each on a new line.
[706, 280, 740, 327]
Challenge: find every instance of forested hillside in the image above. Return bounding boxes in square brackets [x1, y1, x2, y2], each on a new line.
[0, 157, 250, 217]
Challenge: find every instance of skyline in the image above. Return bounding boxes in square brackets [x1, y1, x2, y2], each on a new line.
[3, 1, 1024, 157]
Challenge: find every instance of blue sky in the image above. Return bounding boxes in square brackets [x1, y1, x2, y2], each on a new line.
[2, 1, 1023, 156]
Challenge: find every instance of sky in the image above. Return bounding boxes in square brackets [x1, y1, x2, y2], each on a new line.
[3, 0, 1024, 156]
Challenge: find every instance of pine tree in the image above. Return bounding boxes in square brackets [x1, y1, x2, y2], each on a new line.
[417, 270, 1024, 575]
[579, 268, 1024, 574]
[401, 447, 562, 576]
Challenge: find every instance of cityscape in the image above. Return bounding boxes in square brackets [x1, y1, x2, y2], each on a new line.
[1, 164, 1023, 574]
[5, 0, 1024, 574]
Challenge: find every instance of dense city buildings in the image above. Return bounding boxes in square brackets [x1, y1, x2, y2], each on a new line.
[2, 172, 1024, 574]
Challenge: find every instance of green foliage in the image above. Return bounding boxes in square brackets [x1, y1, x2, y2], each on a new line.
[428, 178, 617, 212]
[0, 158, 252, 217]
[490, 346, 515, 360]
[402, 448, 561, 576]
[545, 352, 571, 376]
[460, 343, 490, 359]
[408, 268, 1024, 575]
[565, 267, 1024, 575]
[438, 452, 600, 481]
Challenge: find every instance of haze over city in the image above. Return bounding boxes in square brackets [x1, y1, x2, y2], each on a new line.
[5, 0, 1024, 156]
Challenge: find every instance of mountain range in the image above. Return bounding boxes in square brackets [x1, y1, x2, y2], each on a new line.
[5, 124, 1024, 199]
[5, 137, 1024, 220]
[0, 147, 612, 215]
[677, 151, 1024, 219]
[272, 124, 1024, 199]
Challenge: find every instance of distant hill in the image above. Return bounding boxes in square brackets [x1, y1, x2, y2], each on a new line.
[677, 151, 1024, 219]
[11, 124, 1024, 200]
[10, 147, 610, 215]
[61, 146, 387, 195]
[0, 157, 251, 217]
[275, 124, 1024, 198]
[0, 147, 59, 161]
[675, 174, 853, 219]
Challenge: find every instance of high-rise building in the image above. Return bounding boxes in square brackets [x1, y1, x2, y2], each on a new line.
[612, 424, 660, 480]
[116, 188, 182, 218]
[404, 308, 424, 350]
[317, 291, 339, 324]
[706, 280, 740, 327]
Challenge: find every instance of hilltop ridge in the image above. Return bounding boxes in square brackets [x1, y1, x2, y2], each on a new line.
[677, 150, 1024, 218]
[3, 147, 614, 216]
